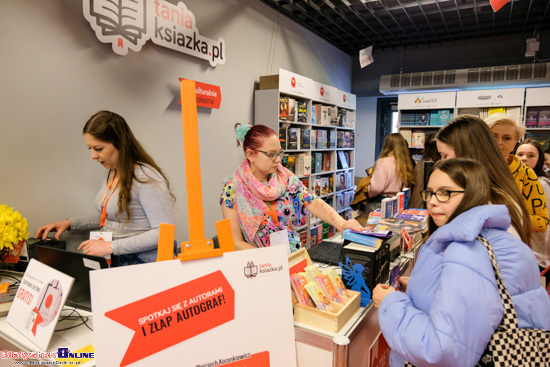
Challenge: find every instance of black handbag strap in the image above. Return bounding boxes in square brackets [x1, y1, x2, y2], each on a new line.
[476, 235, 519, 331]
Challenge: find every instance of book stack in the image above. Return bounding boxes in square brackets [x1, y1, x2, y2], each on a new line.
[339, 237, 391, 306]
[297, 101, 308, 123]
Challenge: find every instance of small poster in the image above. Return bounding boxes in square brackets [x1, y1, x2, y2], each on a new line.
[7, 259, 74, 351]
[91, 246, 296, 366]
[359, 45, 374, 68]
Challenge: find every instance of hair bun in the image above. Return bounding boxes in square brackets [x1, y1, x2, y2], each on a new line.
[235, 124, 252, 142]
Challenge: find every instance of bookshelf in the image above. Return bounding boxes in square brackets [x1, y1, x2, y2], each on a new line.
[397, 91, 456, 163]
[524, 87, 550, 144]
[255, 68, 357, 248]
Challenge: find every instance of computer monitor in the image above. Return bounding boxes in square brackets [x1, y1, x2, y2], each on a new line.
[34, 246, 108, 311]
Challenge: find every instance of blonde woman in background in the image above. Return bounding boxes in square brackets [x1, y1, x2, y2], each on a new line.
[364, 133, 414, 213]
[485, 113, 548, 233]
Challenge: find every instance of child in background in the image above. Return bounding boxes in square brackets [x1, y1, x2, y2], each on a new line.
[515, 139, 550, 285]
[373, 158, 550, 367]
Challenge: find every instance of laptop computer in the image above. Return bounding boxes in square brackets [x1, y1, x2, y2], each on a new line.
[34, 245, 109, 311]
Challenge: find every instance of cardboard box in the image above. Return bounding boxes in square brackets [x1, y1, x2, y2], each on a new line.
[259, 74, 279, 90]
[288, 249, 361, 333]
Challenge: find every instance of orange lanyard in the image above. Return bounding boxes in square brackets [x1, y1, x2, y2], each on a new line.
[100, 170, 117, 228]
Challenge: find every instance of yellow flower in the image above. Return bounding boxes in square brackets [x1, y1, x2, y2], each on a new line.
[0, 205, 29, 251]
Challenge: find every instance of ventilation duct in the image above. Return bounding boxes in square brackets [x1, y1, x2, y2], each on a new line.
[379, 62, 550, 95]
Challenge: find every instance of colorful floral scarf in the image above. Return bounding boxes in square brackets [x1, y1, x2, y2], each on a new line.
[231, 159, 293, 243]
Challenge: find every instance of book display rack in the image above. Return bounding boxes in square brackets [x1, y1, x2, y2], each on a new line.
[255, 69, 357, 248]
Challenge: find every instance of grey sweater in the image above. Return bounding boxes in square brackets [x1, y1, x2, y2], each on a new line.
[69, 165, 175, 255]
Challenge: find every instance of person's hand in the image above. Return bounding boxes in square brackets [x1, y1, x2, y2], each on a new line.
[399, 276, 409, 292]
[35, 220, 71, 240]
[339, 219, 366, 232]
[373, 284, 396, 308]
[78, 239, 113, 257]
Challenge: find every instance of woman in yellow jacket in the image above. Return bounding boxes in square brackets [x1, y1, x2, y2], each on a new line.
[485, 113, 549, 233]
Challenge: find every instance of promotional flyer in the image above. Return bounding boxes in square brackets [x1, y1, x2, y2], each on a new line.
[6, 259, 74, 351]
[91, 245, 296, 366]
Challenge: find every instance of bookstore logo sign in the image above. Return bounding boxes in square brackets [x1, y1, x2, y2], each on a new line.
[83, 0, 226, 67]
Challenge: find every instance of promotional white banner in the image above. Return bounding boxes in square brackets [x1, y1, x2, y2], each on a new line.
[359, 46, 374, 68]
[91, 246, 296, 366]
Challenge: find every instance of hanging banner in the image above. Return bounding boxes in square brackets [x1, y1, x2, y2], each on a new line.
[359, 46, 374, 68]
[83, 0, 226, 67]
[178, 78, 222, 109]
[91, 246, 297, 366]
[490, 0, 510, 12]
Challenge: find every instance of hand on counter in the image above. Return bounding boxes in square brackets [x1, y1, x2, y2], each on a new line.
[35, 219, 71, 240]
[78, 239, 113, 257]
[373, 284, 396, 308]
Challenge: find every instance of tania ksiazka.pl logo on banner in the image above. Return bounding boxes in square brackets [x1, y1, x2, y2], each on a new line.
[83, 0, 226, 66]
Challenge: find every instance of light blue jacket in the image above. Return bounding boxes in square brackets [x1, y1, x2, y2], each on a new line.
[378, 205, 550, 367]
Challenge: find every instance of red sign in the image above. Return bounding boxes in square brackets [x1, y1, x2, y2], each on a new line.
[178, 78, 222, 109]
[320, 87, 324, 96]
[369, 332, 390, 367]
[490, 0, 509, 12]
[291, 77, 296, 88]
[343, 95, 347, 103]
[105, 270, 235, 366]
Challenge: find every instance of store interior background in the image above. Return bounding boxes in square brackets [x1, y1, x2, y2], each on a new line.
[1, 0, 549, 247]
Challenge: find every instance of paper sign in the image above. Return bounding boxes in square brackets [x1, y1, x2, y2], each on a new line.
[359, 46, 374, 68]
[178, 78, 222, 109]
[7, 259, 74, 351]
[91, 246, 296, 366]
[269, 229, 291, 255]
[90, 231, 112, 242]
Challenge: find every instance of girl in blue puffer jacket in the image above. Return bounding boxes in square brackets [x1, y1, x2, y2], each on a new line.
[373, 158, 550, 367]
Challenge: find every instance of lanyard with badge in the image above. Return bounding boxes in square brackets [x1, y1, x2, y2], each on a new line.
[90, 170, 116, 263]
[266, 202, 291, 254]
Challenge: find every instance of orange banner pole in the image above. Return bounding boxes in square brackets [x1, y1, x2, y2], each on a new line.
[180, 79, 205, 241]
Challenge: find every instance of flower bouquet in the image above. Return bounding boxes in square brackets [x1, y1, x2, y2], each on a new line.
[0, 205, 29, 263]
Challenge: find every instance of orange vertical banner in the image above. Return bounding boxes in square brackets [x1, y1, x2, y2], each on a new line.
[180, 79, 205, 242]
[490, 0, 509, 12]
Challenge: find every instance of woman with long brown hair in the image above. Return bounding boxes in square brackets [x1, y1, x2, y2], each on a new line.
[435, 115, 531, 244]
[36, 111, 175, 266]
[364, 133, 414, 212]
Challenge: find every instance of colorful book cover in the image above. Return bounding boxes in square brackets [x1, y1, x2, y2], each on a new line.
[538, 111, 550, 127]
[288, 98, 296, 122]
[315, 274, 342, 303]
[342, 229, 383, 248]
[322, 153, 331, 171]
[279, 126, 287, 150]
[288, 127, 300, 150]
[322, 268, 348, 297]
[311, 105, 317, 125]
[279, 96, 289, 120]
[402, 188, 410, 209]
[525, 110, 539, 127]
[301, 128, 311, 149]
[396, 192, 405, 213]
[304, 282, 335, 312]
[297, 101, 307, 123]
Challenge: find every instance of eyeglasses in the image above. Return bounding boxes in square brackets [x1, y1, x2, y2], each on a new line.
[256, 150, 284, 161]
[421, 189, 465, 203]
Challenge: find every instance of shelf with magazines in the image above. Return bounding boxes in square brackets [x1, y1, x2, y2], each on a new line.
[255, 68, 356, 248]
[397, 91, 456, 155]
[524, 87, 550, 146]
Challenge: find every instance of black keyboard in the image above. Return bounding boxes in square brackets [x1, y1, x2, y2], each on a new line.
[307, 241, 345, 266]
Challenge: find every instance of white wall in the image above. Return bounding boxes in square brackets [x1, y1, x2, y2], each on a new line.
[354, 97, 378, 177]
[0, 0, 352, 247]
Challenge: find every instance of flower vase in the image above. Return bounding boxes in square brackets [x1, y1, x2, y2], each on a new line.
[1, 240, 25, 263]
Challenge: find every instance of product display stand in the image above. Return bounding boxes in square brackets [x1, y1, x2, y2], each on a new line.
[524, 86, 550, 143]
[157, 79, 235, 262]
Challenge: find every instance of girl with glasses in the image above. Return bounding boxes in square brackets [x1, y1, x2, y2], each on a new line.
[373, 158, 550, 366]
[220, 123, 365, 252]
